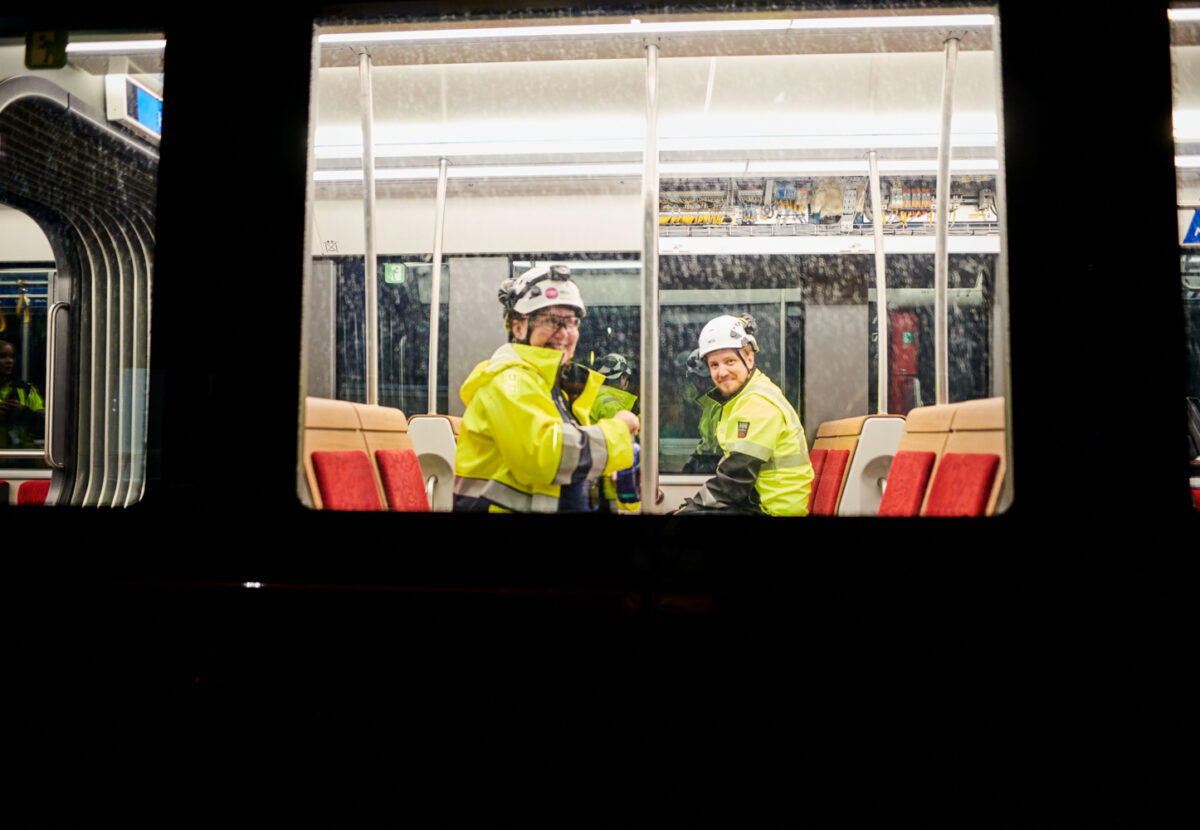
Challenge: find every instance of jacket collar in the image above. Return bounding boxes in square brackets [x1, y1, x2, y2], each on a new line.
[706, 366, 758, 406]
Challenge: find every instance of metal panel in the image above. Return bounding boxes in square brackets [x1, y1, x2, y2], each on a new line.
[0, 78, 158, 506]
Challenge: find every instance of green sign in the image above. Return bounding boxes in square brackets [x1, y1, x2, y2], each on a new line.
[25, 31, 68, 69]
[902, 331, 915, 345]
[384, 263, 406, 285]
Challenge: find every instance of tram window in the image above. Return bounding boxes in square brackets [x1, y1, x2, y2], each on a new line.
[303, 7, 1010, 515]
[1169, 8, 1200, 508]
[1, 35, 162, 506]
[0, 257, 50, 468]
[1171, 10, 1200, 401]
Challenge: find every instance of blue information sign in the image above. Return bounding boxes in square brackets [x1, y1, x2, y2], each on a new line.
[1186, 210, 1200, 244]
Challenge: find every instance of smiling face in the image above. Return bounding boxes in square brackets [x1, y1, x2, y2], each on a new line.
[510, 305, 580, 365]
[706, 347, 753, 397]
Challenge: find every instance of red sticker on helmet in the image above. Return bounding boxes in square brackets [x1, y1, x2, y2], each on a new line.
[544, 287, 559, 299]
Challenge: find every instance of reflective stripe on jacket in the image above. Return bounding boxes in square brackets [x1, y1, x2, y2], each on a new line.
[694, 369, 813, 516]
[454, 342, 634, 513]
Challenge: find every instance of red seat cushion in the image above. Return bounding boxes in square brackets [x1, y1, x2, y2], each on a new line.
[311, 450, 383, 511]
[811, 448, 849, 516]
[17, 480, 50, 506]
[877, 451, 936, 517]
[807, 449, 828, 512]
[375, 449, 430, 512]
[923, 453, 1000, 517]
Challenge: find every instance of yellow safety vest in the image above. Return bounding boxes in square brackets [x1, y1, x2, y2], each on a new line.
[454, 342, 634, 513]
[709, 369, 813, 516]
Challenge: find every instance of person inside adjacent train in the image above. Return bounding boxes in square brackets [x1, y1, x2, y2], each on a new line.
[0, 339, 45, 456]
[680, 347, 724, 475]
[675, 314, 814, 516]
[588, 352, 641, 513]
[453, 265, 639, 513]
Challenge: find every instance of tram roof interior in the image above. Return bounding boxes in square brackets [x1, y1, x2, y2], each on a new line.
[312, 14, 1000, 223]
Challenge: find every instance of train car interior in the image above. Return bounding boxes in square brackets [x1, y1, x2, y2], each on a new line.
[1, 3, 1194, 804]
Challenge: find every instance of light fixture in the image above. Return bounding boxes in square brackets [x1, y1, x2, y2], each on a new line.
[65, 39, 166, 54]
[318, 13, 994, 46]
[315, 156, 997, 182]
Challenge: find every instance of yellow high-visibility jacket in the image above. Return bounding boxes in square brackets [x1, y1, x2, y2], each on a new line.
[454, 342, 634, 513]
[0, 379, 45, 450]
[683, 369, 813, 516]
[588, 383, 640, 511]
[695, 388, 723, 456]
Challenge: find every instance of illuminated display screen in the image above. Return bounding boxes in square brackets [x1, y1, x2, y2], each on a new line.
[126, 79, 163, 137]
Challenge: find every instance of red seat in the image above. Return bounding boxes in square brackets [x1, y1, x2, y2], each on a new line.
[807, 449, 828, 513]
[375, 449, 430, 512]
[876, 451, 936, 517]
[17, 480, 50, 506]
[923, 453, 1000, 517]
[310, 450, 383, 511]
[810, 448, 849, 516]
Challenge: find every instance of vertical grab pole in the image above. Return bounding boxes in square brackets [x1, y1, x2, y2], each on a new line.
[641, 41, 661, 508]
[358, 50, 379, 405]
[427, 157, 449, 414]
[868, 150, 888, 414]
[934, 36, 960, 406]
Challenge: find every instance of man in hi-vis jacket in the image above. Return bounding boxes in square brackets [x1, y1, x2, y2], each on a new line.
[676, 314, 813, 516]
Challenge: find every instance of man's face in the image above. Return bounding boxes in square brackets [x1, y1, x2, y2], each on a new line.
[0, 345, 14, 376]
[706, 348, 752, 396]
[514, 305, 580, 365]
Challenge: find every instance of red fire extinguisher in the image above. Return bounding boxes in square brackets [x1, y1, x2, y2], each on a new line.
[889, 311, 919, 415]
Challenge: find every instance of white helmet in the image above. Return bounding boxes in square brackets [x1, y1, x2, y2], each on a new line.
[697, 314, 758, 359]
[684, 348, 710, 379]
[595, 352, 631, 383]
[498, 264, 586, 319]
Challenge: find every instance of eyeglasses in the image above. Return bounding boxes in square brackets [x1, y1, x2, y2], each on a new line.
[529, 314, 580, 332]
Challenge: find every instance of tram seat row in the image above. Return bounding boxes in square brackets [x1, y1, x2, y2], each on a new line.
[302, 396, 461, 512]
[809, 413, 907, 516]
[809, 397, 1007, 517]
[0, 478, 49, 506]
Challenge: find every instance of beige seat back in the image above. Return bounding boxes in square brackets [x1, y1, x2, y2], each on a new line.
[407, 414, 459, 512]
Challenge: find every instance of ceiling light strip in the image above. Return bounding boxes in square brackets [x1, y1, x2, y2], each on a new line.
[65, 39, 167, 54]
[315, 157, 998, 182]
[318, 14, 995, 46]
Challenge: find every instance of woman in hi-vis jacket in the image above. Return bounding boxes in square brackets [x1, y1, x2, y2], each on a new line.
[453, 265, 639, 513]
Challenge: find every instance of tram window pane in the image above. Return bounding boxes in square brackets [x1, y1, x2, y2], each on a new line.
[303, 7, 1009, 515]
[0, 262, 50, 467]
[1169, 9, 1200, 506]
[1171, 15, 1200, 401]
[1, 35, 162, 506]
